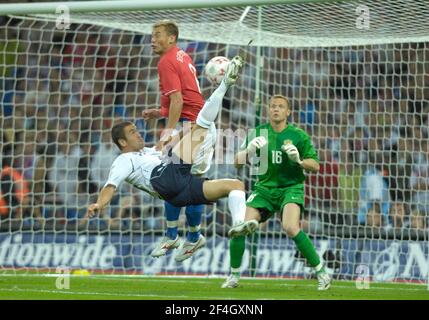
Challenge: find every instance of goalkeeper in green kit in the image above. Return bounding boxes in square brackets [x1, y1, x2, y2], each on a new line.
[222, 95, 331, 290]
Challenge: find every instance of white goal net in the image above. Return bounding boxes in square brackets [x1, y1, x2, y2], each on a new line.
[0, 0, 428, 283]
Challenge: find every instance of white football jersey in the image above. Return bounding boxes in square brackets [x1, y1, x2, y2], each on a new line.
[104, 147, 163, 197]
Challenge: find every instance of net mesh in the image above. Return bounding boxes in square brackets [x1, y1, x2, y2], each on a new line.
[0, 0, 428, 282]
[28, 0, 429, 47]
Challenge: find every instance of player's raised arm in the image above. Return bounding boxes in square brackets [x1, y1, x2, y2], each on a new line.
[282, 142, 320, 172]
[86, 185, 116, 218]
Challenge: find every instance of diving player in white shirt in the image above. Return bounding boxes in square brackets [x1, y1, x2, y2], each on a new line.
[86, 56, 246, 262]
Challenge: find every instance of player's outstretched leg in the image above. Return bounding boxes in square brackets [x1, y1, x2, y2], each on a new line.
[202, 178, 247, 227]
[190, 122, 216, 175]
[151, 234, 181, 258]
[174, 205, 206, 262]
[172, 55, 244, 165]
[175, 234, 207, 262]
[189, 56, 243, 174]
[173, 179, 246, 263]
[228, 219, 259, 238]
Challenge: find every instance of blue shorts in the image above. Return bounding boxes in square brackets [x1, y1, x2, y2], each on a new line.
[150, 158, 212, 207]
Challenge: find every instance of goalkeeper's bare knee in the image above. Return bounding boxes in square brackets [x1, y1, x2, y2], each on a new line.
[283, 224, 300, 238]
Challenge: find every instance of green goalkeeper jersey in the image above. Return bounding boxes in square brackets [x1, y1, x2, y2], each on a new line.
[241, 123, 319, 189]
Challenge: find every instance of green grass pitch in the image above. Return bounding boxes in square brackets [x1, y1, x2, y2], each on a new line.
[0, 272, 428, 300]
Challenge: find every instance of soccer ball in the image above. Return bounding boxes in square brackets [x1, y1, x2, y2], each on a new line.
[204, 56, 230, 85]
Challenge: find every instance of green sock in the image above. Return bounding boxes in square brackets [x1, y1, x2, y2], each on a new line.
[292, 230, 321, 268]
[230, 236, 245, 275]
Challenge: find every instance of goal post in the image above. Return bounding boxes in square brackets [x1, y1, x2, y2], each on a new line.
[0, 0, 429, 287]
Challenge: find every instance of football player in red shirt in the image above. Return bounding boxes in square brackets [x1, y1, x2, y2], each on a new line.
[143, 21, 204, 148]
[142, 21, 243, 262]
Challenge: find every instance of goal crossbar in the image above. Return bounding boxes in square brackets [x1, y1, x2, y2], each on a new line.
[0, 0, 342, 15]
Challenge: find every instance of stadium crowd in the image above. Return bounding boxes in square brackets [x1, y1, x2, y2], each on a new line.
[0, 16, 428, 235]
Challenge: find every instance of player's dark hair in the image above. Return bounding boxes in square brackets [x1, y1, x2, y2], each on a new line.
[111, 121, 134, 150]
[153, 20, 179, 42]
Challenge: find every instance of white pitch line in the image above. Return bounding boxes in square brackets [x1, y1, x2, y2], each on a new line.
[80, 277, 428, 292]
[1, 274, 427, 293]
[0, 287, 280, 300]
[0, 288, 243, 300]
[3, 273, 428, 286]
[0, 287, 187, 298]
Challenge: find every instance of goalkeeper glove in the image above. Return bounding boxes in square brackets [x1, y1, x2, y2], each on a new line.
[246, 136, 267, 155]
[281, 143, 303, 165]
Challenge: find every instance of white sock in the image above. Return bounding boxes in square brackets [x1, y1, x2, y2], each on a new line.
[196, 81, 228, 128]
[314, 262, 324, 272]
[231, 267, 241, 275]
[228, 190, 246, 225]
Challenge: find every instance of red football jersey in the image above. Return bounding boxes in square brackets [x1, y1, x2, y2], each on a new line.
[158, 46, 205, 121]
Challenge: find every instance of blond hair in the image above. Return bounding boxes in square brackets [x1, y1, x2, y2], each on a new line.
[269, 95, 290, 108]
[152, 20, 179, 42]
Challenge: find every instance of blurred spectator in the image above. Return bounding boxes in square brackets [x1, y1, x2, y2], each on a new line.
[306, 146, 339, 209]
[348, 126, 370, 164]
[390, 202, 406, 230]
[338, 161, 362, 215]
[409, 141, 429, 230]
[90, 129, 120, 190]
[109, 194, 143, 230]
[388, 138, 413, 228]
[32, 145, 56, 223]
[299, 98, 316, 130]
[358, 152, 391, 227]
[0, 27, 24, 80]
[326, 126, 341, 162]
[0, 155, 42, 224]
[47, 132, 85, 223]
